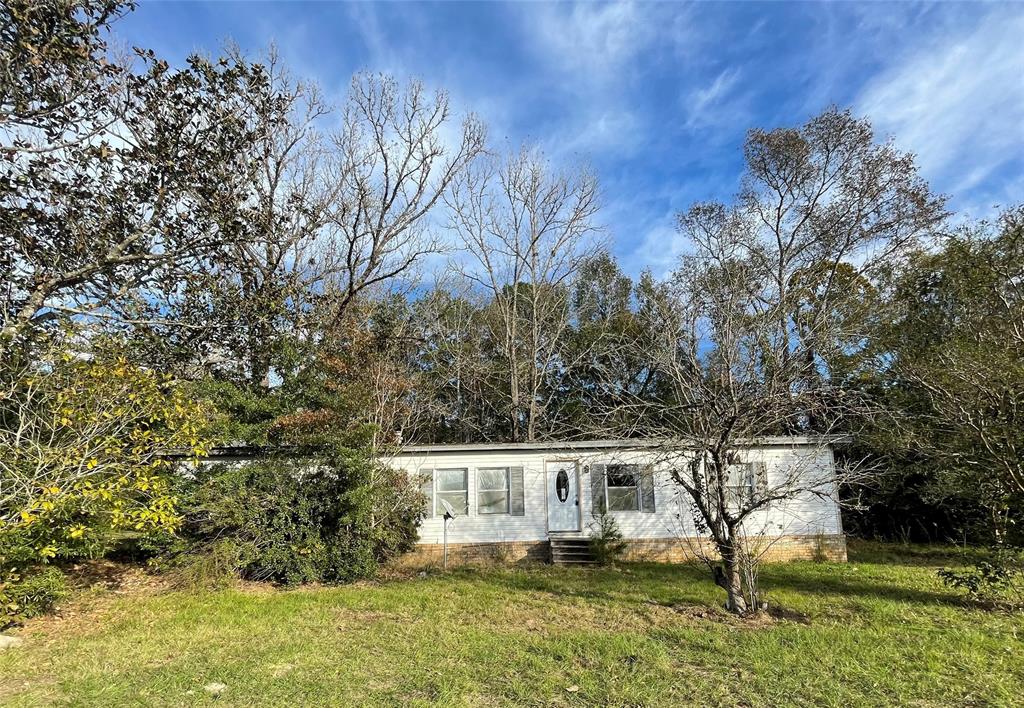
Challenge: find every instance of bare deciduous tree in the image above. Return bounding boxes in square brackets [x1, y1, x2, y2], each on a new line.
[182, 69, 487, 389]
[444, 147, 602, 442]
[320, 74, 487, 326]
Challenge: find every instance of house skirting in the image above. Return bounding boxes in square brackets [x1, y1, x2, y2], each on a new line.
[395, 534, 847, 567]
[620, 534, 848, 563]
[394, 541, 550, 567]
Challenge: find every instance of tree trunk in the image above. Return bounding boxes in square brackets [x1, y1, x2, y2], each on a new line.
[714, 542, 750, 615]
[248, 330, 271, 391]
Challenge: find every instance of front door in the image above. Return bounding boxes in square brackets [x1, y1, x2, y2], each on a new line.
[546, 460, 580, 532]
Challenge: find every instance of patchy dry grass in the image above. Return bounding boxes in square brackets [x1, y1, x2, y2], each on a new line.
[1, 542, 1022, 706]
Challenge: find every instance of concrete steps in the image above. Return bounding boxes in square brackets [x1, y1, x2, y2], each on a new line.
[549, 537, 596, 565]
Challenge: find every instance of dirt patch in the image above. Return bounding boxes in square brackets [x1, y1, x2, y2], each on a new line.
[0, 672, 62, 705]
[665, 602, 731, 622]
[21, 592, 119, 641]
[17, 561, 169, 641]
[64, 559, 170, 594]
[764, 605, 811, 624]
[335, 608, 418, 625]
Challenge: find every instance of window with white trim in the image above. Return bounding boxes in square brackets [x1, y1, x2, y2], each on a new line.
[725, 462, 754, 503]
[606, 464, 640, 511]
[477, 467, 510, 514]
[435, 468, 468, 515]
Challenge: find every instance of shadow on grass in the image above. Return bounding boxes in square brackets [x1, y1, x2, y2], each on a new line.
[846, 540, 989, 567]
[480, 562, 719, 610]
[761, 565, 965, 608]
[465, 557, 968, 614]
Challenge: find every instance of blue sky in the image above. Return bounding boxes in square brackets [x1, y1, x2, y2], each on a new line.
[118, 1, 1023, 276]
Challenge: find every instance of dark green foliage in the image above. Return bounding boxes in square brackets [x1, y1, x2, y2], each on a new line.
[938, 546, 1024, 609]
[848, 206, 1024, 544]
[169, 451, 424, 585]
[2, 0, 275, 347]
[0, 0, 132, 135]
[0, 565, 67, 629]
[589, 509, 627, 566]
[190, 378, 302, 447]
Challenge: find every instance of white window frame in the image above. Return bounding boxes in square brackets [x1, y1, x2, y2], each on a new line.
[605, 463, 641, 512]
[725, 462, 754, 503]
[434, 468, 469, 516]
[476, 467, 511, 515]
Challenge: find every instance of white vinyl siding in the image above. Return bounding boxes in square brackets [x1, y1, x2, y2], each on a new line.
[389, 443, 842, 545]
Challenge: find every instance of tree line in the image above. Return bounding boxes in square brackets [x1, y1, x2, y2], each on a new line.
[2, 1, 1021, 615]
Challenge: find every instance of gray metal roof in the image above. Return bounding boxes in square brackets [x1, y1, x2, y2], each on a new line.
[172, 435, 845, 461]
[390, 436, 845, 455]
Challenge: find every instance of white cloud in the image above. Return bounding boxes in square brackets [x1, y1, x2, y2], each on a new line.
[514, 3, 697, 161]
[684, 67, 743, 130]
[622, 221, 690, 278]
[857, 8, 1024, 198]
[525, 1, 658, 82]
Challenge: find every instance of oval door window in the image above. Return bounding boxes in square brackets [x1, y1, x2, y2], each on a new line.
[556, 470, 569, 503]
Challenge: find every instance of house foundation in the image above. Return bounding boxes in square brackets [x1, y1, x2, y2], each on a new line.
[395, 533, 847, 567]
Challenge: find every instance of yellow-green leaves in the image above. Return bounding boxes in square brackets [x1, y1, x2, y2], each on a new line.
[2, 350, 211, 562]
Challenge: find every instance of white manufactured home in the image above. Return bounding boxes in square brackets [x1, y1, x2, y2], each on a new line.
[387, 438, 847, 566]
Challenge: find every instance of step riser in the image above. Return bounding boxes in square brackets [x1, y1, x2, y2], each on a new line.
[549, 539, 596, 564]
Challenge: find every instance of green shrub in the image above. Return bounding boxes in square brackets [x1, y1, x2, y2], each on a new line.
[169, 449, 424, 585]
[1, 565, 68, 629]
[589, 509, 628, 566]
[938, 546, 1024, 609]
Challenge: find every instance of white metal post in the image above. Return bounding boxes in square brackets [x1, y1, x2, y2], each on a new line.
[443, 515, 449, 570]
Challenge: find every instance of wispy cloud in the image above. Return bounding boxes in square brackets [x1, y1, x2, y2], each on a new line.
[857, 7, 1024, 212]
[115, 1, 1021, 277]
[684, 67, 744, 130]
[523, 1, 659, 83]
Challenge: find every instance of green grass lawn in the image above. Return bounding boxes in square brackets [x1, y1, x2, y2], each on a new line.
[1, 542, 1022, 707]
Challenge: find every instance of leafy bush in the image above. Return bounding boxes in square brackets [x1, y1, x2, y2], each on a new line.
[0, 343, 210, 624]
[0, 343, 211, 567]
[589, 509, 628, 566]
[938, 546, 1024, 609]
[168, 449, 424, 585]
[1, 565, 67, 629]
